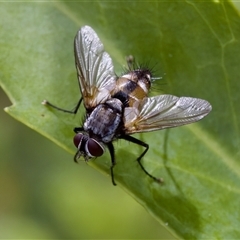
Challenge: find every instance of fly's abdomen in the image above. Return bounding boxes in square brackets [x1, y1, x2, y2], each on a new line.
[112, 69, 152, 107]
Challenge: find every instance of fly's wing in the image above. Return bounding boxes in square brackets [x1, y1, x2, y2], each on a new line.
[124, 95, 212, 134]
[74, 26, 116, 109]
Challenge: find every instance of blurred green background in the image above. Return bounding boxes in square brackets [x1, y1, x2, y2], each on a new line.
[0, 87, 174, 238]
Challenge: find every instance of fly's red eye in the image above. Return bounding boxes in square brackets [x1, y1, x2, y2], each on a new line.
[86, 138, 104, 157]
[73, 133, 83, 148]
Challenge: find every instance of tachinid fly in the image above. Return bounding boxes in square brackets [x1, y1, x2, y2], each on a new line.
[42, 26, 212, 186]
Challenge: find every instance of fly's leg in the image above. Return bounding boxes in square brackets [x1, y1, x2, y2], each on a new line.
[107, 142, 117, 186]
[121, 135, 163, 183]
[74, 127, 84, 133]
[42, 98, 83, 114]
[73, 127, 85, 163]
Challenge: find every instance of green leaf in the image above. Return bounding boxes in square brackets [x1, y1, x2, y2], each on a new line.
[1, 1, 240, 239]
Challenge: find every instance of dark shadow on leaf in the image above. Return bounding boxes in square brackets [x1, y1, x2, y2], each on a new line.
[109, 147, 201, 239]
[151, 186, 201, 239]
[163, 129, 186, 194]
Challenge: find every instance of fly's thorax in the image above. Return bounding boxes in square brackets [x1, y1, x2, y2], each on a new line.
[83, 98, 123, 143]
[104, 98, 123, 113]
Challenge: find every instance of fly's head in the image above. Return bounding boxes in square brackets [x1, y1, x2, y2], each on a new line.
[73, 133, 105, 161]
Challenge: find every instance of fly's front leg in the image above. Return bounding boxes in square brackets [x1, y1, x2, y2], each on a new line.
[73, 127, 85, 163]
[121, 135, 163, 183]
[74, 127, 84, 133]
[107, 142, 117, 186]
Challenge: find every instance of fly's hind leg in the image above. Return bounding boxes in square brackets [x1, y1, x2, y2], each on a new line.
[42, 98, 83, 114]
[121, 135, 163, 183]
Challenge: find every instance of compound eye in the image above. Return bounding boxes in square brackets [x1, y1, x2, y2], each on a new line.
[86, 138, 104, 157]
[73, 133, 84, 148]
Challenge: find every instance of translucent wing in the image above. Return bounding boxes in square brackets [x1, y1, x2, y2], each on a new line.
[74, 26, 116, 109]
[124, 95, 212, 134]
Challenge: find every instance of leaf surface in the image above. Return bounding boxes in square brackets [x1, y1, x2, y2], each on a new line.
[1, 1, 240, 238]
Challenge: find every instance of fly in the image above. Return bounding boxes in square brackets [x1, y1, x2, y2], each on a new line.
[42, 26, 212, 186]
